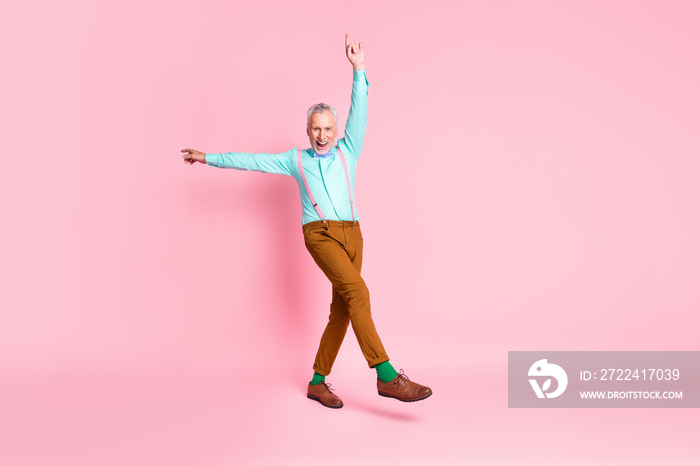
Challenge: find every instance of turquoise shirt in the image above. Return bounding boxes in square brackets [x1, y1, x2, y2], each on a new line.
[205, 70, 368, 225]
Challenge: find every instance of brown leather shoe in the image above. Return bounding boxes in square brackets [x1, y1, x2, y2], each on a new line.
[377, 370, 432, 402]
[307, 382, 343, 409]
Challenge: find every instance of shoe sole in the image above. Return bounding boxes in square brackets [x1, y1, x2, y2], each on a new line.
[378, 390, 433, 402]
[307, 394, 343, 409]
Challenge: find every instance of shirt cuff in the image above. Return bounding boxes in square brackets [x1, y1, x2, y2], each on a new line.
[205, 153, 216, 165]
[353, 69, 368, 86]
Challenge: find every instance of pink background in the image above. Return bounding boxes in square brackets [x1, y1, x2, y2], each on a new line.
[1, 0, 699, 464]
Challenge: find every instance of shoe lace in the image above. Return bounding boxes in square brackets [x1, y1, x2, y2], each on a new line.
[393, 369, 410, 387]
[321, 382, 335, 392]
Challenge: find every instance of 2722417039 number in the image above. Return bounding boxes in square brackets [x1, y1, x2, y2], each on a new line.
[599, 368, 680, 381]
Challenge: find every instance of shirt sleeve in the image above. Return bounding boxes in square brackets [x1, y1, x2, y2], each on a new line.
[205, 149, 295, 176]
[341, 69, 368, 161]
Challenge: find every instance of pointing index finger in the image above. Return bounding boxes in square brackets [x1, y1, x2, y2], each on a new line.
[345, 33, 350, 48]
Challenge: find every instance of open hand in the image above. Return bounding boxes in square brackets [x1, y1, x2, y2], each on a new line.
[345, 33, 365, 71]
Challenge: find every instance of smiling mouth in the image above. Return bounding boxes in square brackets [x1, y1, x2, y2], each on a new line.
[316, 141, 329, 149]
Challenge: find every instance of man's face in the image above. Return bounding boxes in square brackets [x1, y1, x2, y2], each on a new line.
[307, 110, 338, 155]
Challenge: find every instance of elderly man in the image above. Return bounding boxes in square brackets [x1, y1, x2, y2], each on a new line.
[181, 34, 431, 409]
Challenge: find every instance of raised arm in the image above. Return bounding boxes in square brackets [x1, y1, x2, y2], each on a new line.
[342, 33, 368, 159]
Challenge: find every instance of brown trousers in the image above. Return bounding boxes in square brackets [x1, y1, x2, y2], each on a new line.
[303, 220, 389, 376]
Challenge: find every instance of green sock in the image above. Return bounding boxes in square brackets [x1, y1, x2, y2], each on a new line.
[310, 372, 326, 385]
[375, 361, 398, 383]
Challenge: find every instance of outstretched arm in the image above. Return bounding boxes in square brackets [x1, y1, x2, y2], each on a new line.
[345, 33, 365, 71]
[181, 147, 294, 175]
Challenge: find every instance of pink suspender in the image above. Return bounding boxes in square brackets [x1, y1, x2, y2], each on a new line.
[296, 147, 356, 223]
[297, 148, 325, 221]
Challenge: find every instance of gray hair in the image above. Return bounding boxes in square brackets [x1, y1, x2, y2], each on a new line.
[307, 103, 337, 127]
